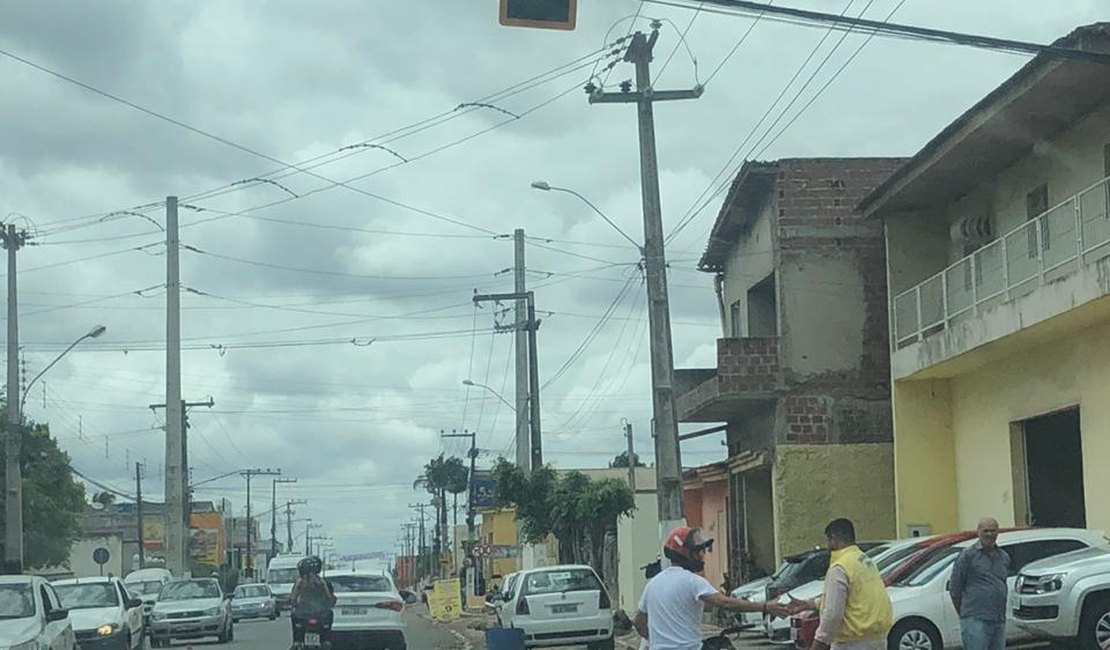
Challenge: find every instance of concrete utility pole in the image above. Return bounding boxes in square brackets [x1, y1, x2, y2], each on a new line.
[136, 462, 146, 569]
[241, 468, 280, 576]
[513, 229, 530, 470]
[409, 503, 430, 580]
[305, 521, 322, 556]
[589, 25, 702, 530]
[284, 499, 306, 554]
[272, 478, 297, 557]
[403, 523, 417, 587]
[473, 291, 542, 468]
[150, 393, 213, 574]
[622, 419, 636, 491]
[443, 429, 478, 597]
[2, 223, 27, 574]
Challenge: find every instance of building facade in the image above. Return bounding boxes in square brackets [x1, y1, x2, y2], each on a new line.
[862, 23, 1110, 536]
[677, 158, 903, 579]
[683, 462, 730, 590]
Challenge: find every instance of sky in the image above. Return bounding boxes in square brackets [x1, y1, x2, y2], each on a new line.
[0, 0, 1105, 557]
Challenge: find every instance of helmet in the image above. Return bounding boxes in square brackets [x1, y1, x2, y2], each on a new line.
[297, 556, 323, 577]
[663, 526, 714, 573]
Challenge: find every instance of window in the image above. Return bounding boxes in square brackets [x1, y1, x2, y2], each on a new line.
[328, 575, 393, 593]
[730, 300, 743, 337]
[1004, 539, 1087, 577]
[521, 568, 602, 596]
[1027, 184, 1050, 257]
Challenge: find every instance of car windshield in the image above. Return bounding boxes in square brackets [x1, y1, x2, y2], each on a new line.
[894, 547, 962, 587]
[129, 581, 164, 595]
[0, 584, 35, 619]
[522, 568, 603, 595]
[876, 542, 931, 576]
[329, 575, 393, 593]
[54, 583, 120, 609]
[235, 586, 270, 599]
[268, 569, 299, 584]
[160, 580, 221, 601]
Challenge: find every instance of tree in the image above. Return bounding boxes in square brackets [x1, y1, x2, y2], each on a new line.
[0, 416, 86, 569]
[92, 491, 116, 506]
[442, 456, 470, 536]
[609, 451, 645, 468]
[413, 455, 451, 566]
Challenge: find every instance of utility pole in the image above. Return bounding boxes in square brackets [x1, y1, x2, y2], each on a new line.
[622, 419, 636, 491]
[164, 196, 185, 576]
[284, 499, 306, 554]
[272, 478, 297, 557]
[2, 223, 27, 574]
[136, 462, 146, 569]
[409, 503, 430, 581]
[513, 229, 530, 470]
[403, 523, 417, 588]
[474, 291, 542, 468]
[241, 468, 280, 577]
[305, 521, 322, 556]
[589, 25, 702, 530]
[443, 429, 478, 597]
[150, 394, 213, 575]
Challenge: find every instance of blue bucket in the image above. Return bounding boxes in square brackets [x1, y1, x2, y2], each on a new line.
[485, 627, 526, 650]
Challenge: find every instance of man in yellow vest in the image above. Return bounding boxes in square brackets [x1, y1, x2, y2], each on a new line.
[789, 518, 893, 650]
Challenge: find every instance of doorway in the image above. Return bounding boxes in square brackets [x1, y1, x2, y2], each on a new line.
[1012, 408, 1086, 527]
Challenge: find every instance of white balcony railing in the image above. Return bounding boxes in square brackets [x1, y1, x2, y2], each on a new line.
[893, 175, 1110, 349]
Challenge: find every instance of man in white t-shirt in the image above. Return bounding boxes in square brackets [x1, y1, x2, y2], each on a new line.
[634, 527, 788, 650]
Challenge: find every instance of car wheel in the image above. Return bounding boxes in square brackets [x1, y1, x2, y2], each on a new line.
[1079, 596, 1110, 650]
[888, 620, 942, 650]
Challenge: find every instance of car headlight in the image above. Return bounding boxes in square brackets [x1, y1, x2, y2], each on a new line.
[152, 610, 167, 621]
[1029, 573, 1067, 594]
[97, 623, 120, 636]
[205, 607, 223, 616]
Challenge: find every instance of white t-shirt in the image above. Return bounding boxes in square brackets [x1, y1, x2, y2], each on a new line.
[637, 566, 719, 650]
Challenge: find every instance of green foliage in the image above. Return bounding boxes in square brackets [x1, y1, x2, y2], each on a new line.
[442, 456, 470, 496]
[0, 418, 86, 569]
[609, 451, 645, 468]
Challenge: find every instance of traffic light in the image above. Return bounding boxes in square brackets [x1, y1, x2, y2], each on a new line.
[499, 0, 577, 31]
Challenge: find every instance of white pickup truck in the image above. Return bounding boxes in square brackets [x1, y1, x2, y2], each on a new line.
[1012, 545, 1110, 650]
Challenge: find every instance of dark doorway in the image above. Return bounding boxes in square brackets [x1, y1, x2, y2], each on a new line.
[747, 274, 777, 337]
[1022, 408, 1086, 528]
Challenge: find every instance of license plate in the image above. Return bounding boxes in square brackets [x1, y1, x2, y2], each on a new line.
[551, 604, 578, 614]
[343, 607, 369, 615]
[304, 632, 321, 646]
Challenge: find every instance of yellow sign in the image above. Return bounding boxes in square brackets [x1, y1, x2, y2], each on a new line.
[429, 579, 462, 621]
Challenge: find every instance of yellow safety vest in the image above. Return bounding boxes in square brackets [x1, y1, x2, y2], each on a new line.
[822, 545, 894, 643]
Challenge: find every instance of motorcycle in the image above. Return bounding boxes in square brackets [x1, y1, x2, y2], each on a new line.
[292, 614, 332, 650]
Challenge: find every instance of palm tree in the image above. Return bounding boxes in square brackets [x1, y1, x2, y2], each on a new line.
[414, 455, 452, 572]
[442, 456, 470, 542]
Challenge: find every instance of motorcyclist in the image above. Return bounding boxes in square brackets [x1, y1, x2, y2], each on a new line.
[289, 556, 337, 646]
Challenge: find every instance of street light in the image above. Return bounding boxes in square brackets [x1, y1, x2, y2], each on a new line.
[20, 324, 107, 411]
[6, 324, 106, 573]
[462, 379, 516, 412]
[531, 181, 642, 251]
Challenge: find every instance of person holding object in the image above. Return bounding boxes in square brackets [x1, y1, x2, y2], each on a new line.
[948, 518, 1009, 650]
[633, 526, 789, 650]
[787, 519, 893, 650]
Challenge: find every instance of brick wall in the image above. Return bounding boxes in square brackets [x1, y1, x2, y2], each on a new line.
[783, 395, 830, 443]
[717, 337, 779, 393]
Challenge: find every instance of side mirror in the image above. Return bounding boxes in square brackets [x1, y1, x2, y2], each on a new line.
[47, 608, 69, 622]
[128, 598, 144, 609]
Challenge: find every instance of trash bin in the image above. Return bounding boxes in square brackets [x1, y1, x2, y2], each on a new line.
[485, 627, 526, 650]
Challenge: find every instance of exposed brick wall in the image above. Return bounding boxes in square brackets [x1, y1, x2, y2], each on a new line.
[775, 158, 905, 228]
[717, 337, 779, 393]
[783, 395, 831, 443]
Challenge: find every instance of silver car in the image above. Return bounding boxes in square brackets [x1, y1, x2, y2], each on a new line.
[232, 584, 278, 622]
[148, 579, 233, 647]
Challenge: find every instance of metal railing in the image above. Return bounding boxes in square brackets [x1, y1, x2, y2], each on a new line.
[893, 175, 1110, 349]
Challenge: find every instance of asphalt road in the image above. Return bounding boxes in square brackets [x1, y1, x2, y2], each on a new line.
[150, 608, 466, 649]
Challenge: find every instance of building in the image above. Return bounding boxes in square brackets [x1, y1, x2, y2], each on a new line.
[861, 23, 1110, 536]
[683, 462, 730, 590]
[676, 158, 904, 579]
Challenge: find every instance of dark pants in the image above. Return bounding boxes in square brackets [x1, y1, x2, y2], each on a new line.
[960, 617, 1005, 650]
[291, 610, 333, 643]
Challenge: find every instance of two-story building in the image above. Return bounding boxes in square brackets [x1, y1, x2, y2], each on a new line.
[862, 23, 1110, 536]
[677, 157, 903, 579]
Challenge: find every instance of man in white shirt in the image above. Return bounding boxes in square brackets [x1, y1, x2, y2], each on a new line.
[634, 527, 787, 650]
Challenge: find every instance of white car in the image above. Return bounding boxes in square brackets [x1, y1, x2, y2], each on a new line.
[122, 568, 172, 626]
[51, 577, 145, 650]
[729, 576, 772, 629]
[0, 575, 76, 650]
[266, 555, 306, 612]
[884, 528, 1107, 650]
[148, 578, 233, 647]
[323, 570, 407, 650]
[494, 564, 614, 649]
[1011, 544, 1110, 649]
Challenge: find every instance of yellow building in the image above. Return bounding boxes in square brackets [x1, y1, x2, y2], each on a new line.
[478, 507, 521, 581]
[862, 23, 1110, 535]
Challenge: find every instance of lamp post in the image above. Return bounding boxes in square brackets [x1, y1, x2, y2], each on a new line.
[6, 324, 106, 573]
[530, 181, 641, 251]
[462, 380, 516, 411]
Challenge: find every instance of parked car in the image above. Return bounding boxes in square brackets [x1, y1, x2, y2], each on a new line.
[231, 583, 277, 622]
[729, 576, 772, 629]
[122, 568, 172, 627]
[490, 572, 521, 626]
[148, 578, 233, 647]
[1012, 543, 1110, 650]
[0, 575, 76, 650]
[324, 570, 407, 650]
[52, 576, 145, 650]
[398, 589, 419, 605]
[837, 528, 1106, 650]
[493, 565, 614, 649]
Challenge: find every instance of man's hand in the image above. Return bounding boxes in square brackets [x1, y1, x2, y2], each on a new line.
[787, 595, 815, 615]
[632, 610, 649, 640]
[765, 601, 792, 619]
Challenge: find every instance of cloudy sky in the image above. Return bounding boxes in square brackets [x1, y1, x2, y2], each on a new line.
[1, 0, 1104, 557]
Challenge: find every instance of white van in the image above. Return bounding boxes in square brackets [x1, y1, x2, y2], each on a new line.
[266, 555, 305, 613]
[123, 567, 174, 623]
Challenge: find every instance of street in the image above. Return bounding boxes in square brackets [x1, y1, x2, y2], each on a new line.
[166, 608, 468, 650]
